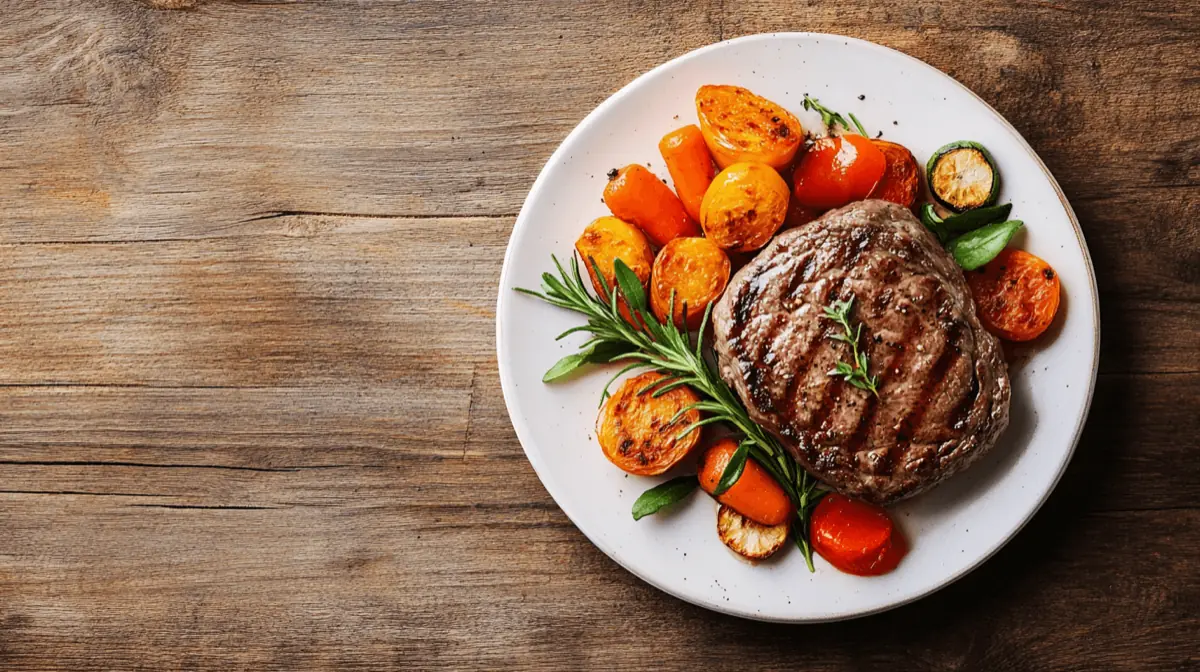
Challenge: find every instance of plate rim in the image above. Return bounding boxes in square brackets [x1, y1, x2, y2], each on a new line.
[494, 31, 1101, 622]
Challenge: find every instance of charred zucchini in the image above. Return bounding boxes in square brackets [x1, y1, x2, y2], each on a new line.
[926, 141, 999, 212]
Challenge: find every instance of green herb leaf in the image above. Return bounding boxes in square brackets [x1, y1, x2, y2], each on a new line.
[713, 442, 749, 496]
[803, 95, 866, 135]
[542, 340, 634, 382]
[920, 204, 950, 244]
[942, 203, 1013, 235]
[948, 220, 1023, 271]
[612, 258, 647, 313]
[632, 475, 698, 520]
[821, 296, 880, 397]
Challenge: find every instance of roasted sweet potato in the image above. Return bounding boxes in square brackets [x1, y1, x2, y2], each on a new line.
[575, 216, 655, 324]
[649, 237, 731, 330]
[603, 164, 700, 247]
[596, 371, 702, 476]
[659, 125, 717, 222]
[717, 504, 788, 561]
[696, 85, 803, 169]
[967, 249, 1061, 342]
[699, 162, 789, 252]
[868, 139, 921, 209]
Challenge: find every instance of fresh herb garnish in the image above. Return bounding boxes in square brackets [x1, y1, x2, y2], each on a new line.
[515, 256, 825, 570]
[631, 475, 698, 520]
[947, 220, 1024, 271]
[803, 95, 868, 136]
[822, 297, 880, 397]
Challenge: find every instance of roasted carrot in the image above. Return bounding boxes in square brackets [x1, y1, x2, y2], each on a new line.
[868, 139, 921, 209]
[697, 438, 791, 526]
[809, 494, 907, 576]
[659, 125, 717, 222]
[967, 249, 1061, 342]
[603, 165, 700, 247]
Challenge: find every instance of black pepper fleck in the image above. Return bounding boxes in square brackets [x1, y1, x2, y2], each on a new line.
[606, 168, 619, 180]
[858, 94, 865, 100]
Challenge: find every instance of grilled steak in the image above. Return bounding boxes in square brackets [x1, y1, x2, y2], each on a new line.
[712, 200, 1010, 504]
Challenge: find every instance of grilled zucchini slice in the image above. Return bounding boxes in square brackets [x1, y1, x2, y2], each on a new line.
[926, 141, 999, 212]
[716, 504, 788, 560]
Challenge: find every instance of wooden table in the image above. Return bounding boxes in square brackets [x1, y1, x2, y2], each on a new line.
[2, 1, 1197, 669]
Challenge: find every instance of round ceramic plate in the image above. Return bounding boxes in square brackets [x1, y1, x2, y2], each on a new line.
[495, 33, 1099, 622]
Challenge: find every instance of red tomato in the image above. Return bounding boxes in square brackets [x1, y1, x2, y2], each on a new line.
[810, 494, 907, 576]
[792, 135, 887, 210]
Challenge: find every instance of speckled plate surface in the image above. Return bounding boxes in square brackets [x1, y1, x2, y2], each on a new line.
[495, 33, 1099, 622]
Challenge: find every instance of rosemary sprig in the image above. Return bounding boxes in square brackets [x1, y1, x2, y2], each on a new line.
[802, 95, 868, 136]
[822, 298, 880, 397]
[515, 255, 825, 571]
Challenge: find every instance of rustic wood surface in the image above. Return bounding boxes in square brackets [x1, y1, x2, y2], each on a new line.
[1, 0, 1197, 669]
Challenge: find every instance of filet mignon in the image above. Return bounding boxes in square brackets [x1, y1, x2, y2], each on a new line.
[712, 200, 1010, 504]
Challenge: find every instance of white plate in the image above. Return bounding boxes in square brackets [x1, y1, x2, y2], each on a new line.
[495, 33, 1099, 622]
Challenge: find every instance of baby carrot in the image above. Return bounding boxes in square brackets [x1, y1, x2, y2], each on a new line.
[698, 438, 792, 526]
[603, 164, 700, 247]
[658, 125, 717, 222]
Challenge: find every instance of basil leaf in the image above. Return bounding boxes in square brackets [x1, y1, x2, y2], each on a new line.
[612, 258, 647, 312]
[942, 203, 1012, 235]
[712, 442, 749, 496]
[632, 475, 698, 521]
[542, 341, 634, 382]
[919, 204, 949, 244]
[948, 220, 1023, 271]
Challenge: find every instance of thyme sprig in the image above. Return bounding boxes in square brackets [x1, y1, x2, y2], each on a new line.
[515, 255, 825, 570]
[822, 298, 880, 397]
[802, 95, 868, 136]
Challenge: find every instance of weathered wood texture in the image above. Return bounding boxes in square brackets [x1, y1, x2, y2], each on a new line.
[0, 0, 1196, 670]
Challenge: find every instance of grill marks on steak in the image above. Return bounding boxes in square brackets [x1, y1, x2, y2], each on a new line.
[713, 200, 1011, 504]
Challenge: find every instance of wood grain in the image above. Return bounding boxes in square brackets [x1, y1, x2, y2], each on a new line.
[0, 0, 1197, 669]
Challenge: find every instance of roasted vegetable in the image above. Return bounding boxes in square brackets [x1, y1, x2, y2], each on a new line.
[596, 371, 702, 476]
[947, 219, 1023, 271]
[659, 125, 717, 222]
[575, 216, 655, 325]
[696, 85, 803, 169]
[649, 237, 731, 330]
[717, 504, 788, 560]
[603, 164, 700, 247]
[926, 141, 999, 212]
[699, 162, 789, 251]
[792, 135, 887, 210]
[967, 249, 1061, 341]
[809, 494, 907, 576]
[698, 438, 791, 526]
[868, 140, 920, 209]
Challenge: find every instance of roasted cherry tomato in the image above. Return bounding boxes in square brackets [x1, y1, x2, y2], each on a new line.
[792, 135, 887, 210]
[967, 249, 1061, 342]
[810, 493, 907, 576]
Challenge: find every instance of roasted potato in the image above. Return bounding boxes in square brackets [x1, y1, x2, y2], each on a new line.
[575, 216, 655, 323]
[597, 371, 702, 476]
[649, 237, 731, 330]
[717, 504, 789, 560]
[699, 162, 789, 252]
[696, 85, 803, 169]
